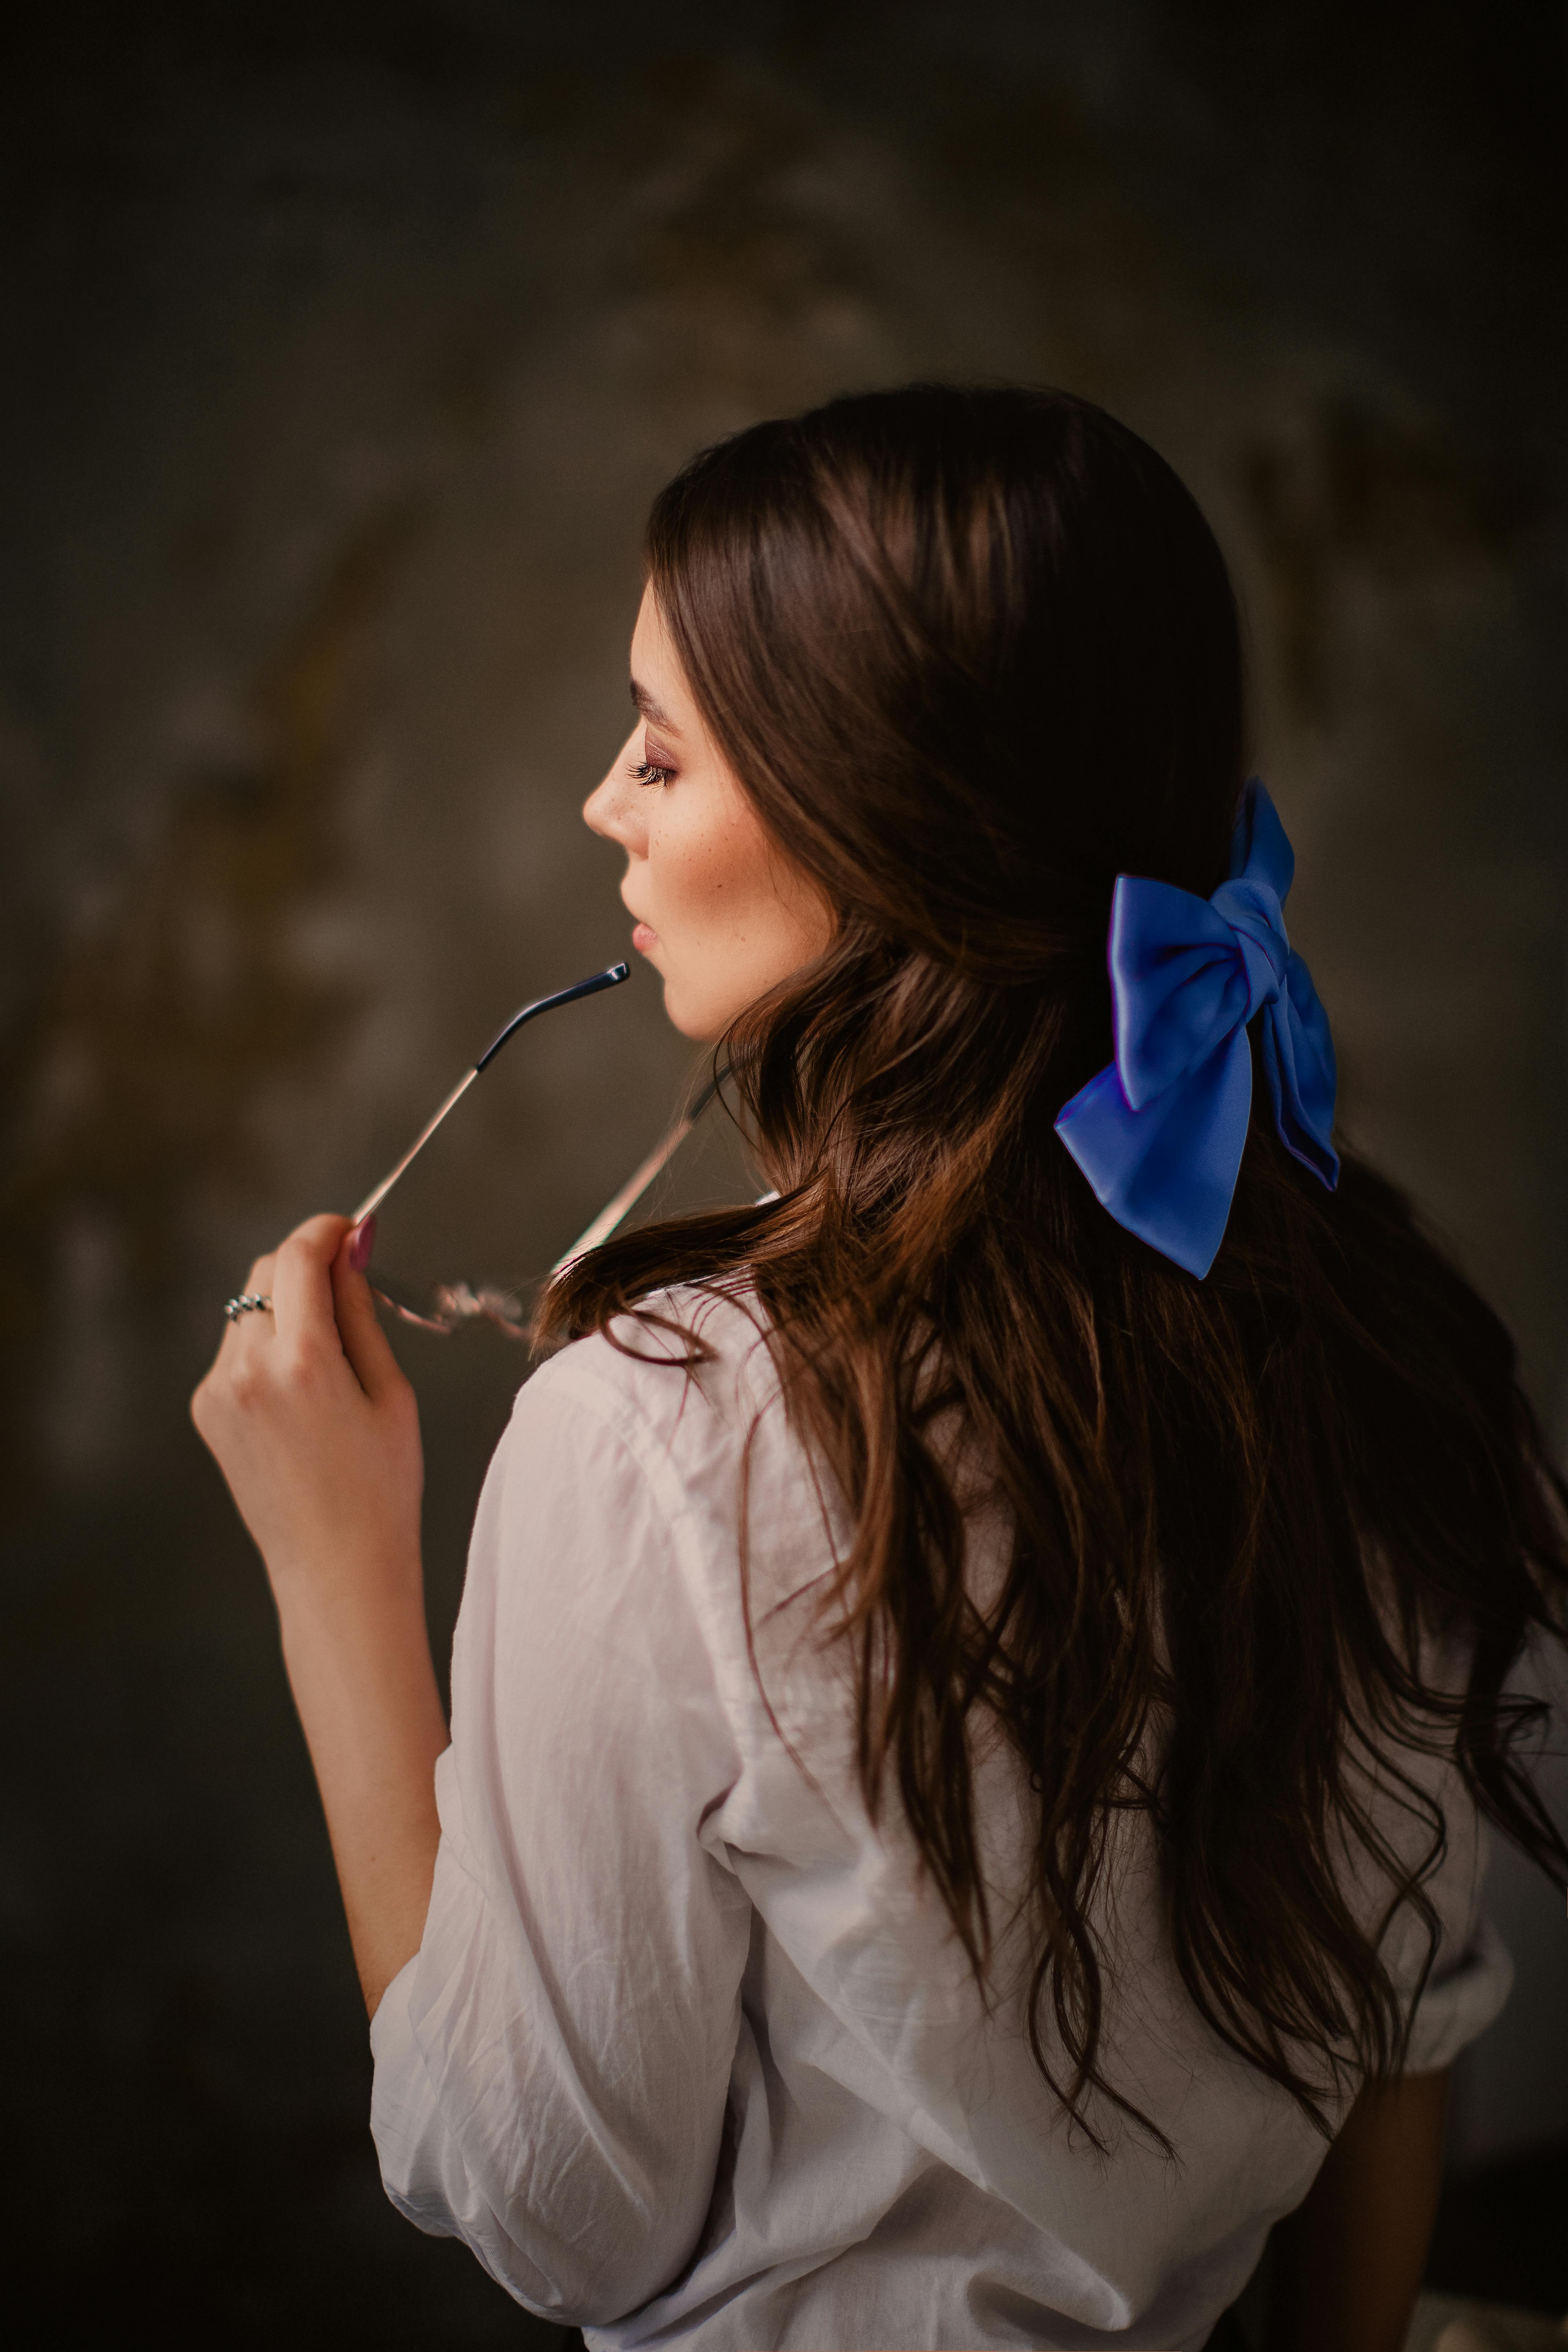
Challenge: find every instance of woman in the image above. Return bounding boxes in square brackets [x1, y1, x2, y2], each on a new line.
[192, 386, 1567, 2351]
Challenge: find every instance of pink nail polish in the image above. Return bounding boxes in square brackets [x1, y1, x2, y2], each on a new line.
[349, 1215, 376, 1272]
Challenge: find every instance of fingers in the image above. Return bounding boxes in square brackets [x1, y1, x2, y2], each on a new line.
[268, 1213, 354, 1351]
[193, 1251, 278, 1442]
[190, 1206, 424, 1591]
[244, 1250, 278, 1299]
[198, 1252, 278, 1389]
[202, 1214, 408, 1423]
[330, 1217, 406, 1404]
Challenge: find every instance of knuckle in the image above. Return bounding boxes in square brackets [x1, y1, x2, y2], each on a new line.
[290, 1211, 345, 1256]
[228, 1357, 266, 1411]
[275, 1342, 320, 1396]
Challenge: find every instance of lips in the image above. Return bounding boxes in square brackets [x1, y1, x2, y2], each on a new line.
[631, 921, 659, 955]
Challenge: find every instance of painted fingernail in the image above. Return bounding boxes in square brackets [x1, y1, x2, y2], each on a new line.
[349, 1215, 376, 1272]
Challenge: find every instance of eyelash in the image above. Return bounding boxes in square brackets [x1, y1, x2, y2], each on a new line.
[628, 759, 674, 787]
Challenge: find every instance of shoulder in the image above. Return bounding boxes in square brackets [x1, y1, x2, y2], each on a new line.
[490, 1284, 850, 1736]
[453, 1290, 779, 1772]
[513, 1282, 792, 1522]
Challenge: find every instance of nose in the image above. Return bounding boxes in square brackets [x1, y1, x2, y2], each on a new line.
[583, 726, 646, 852]
[581, 772, 617, 841]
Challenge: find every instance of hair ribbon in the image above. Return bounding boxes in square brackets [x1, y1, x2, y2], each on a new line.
[1054, 780, 1338, 1279]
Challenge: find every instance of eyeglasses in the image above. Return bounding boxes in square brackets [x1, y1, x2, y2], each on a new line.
[353, 962, 717, 1338]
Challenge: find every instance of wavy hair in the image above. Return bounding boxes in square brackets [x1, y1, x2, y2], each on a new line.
[540, 385, 1568, 2143]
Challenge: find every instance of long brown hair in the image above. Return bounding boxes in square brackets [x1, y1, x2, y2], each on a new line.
[542, 385, 1568, 2143]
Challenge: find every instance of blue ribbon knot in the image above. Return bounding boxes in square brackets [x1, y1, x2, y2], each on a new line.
[1054, 780, 1338, 1279]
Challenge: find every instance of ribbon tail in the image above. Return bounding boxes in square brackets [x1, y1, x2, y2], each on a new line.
[1230, 777, 1296, 902]
[1260, 955, 1339, 1190]
[1054, 1031, 1254, 1279]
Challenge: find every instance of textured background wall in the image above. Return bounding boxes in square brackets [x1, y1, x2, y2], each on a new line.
[2, 2, 1564, 2336]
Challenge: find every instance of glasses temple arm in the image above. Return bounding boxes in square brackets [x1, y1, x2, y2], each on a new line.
[350, 961, 630, 1224]
[549, 1073, 723, 1275]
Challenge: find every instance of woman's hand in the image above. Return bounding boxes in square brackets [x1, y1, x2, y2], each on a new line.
[192, 1213, 422, 1609]
[192, 1213, 446, 2015]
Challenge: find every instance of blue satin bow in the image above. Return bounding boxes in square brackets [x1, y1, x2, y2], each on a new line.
[1054, 780, 1338, 1279]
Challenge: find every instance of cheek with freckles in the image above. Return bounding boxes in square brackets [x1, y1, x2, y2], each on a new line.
[652, 793, 771, 946]
[644, 783, 829, 1039]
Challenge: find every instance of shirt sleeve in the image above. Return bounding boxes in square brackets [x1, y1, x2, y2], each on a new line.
[1382, 1744, 1514, 2077]
[1401, 1913, 1512, 2074]
[369, 1347, 753, 2326]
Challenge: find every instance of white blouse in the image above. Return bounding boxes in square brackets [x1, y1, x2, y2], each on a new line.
[370, 1286, 1510, 2351]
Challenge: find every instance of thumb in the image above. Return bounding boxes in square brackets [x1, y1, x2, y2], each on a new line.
[331, 1218, 405, 1401]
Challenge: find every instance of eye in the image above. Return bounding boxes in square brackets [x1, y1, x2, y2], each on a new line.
[627, 758, 675, 788]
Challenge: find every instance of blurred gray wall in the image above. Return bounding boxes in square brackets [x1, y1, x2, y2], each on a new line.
[2, 1, 1564, 2332]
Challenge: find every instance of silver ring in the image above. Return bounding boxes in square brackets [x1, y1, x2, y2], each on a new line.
[224, 1293, 273, 1322]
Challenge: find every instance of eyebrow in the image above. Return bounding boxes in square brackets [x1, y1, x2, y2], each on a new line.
[630, 677, 681, 734]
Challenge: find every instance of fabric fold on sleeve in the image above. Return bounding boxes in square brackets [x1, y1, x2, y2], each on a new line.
[368, 1347, 754, 2328]
[369, 1949, 450, 2235]
[1402, 1913, 1513, 2077]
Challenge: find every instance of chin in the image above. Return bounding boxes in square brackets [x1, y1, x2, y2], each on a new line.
[662, 977, 729, 1044]
[666, 1002, 724, 1043]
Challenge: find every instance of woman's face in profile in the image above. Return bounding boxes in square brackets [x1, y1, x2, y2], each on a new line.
[582, 589, 832, 1041]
